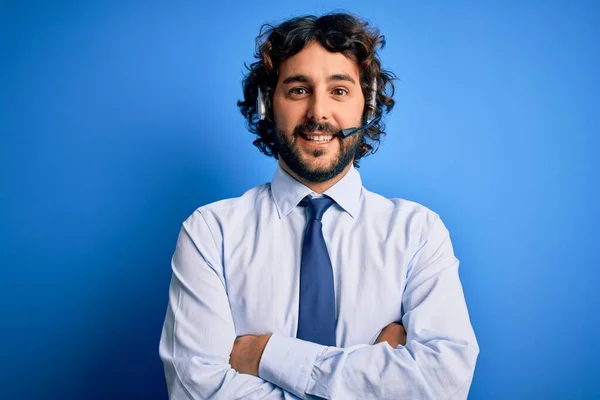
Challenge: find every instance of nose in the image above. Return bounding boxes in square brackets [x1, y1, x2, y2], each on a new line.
[306, 89, 330, 122]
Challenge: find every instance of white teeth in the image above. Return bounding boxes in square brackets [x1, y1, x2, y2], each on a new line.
[306, 135, 333, 142]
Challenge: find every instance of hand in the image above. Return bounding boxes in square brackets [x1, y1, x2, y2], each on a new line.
[229, 333, 272, 376]
[374, 321, 407, 348]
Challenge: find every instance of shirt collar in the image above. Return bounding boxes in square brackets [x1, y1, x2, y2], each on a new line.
[323, 166, 362, 218]
[271, 164, 362, 219]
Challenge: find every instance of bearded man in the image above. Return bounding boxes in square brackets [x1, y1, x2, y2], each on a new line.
[159, 12, 479, 399]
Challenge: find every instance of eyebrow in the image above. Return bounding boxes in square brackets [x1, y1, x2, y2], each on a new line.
[281, 74, 356, 85]
[282, 75, 309, 84]
[328, 74, 356, 84]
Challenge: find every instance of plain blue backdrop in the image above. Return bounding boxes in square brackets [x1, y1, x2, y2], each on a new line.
[1, 1, 598, 399]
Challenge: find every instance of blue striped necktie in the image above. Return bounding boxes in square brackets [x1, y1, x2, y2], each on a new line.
[296, 196, 336, 346]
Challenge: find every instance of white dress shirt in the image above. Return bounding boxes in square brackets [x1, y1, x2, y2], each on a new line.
[159, 165, 479, 399]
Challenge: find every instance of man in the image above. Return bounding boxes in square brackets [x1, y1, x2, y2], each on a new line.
[159, 13, 478, 399]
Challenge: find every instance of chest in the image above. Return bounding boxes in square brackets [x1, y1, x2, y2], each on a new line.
[223, 210, 412, 347]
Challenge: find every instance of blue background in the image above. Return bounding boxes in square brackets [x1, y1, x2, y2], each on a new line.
[1, 1, 598, 399]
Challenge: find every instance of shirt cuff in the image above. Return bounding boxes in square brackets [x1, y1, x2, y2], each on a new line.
[258, 333, 326, 398]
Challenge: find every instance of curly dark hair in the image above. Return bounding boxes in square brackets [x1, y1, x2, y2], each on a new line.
[237, 12, 396, 167]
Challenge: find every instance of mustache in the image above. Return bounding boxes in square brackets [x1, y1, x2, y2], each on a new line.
[293, 120, 339, 137]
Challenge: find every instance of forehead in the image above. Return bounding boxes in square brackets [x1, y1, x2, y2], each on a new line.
[278, 41, 360, 82]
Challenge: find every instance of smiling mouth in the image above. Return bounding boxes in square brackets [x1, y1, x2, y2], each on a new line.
[299, 132, 335, 143]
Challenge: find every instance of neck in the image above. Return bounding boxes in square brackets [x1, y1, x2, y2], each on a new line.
[278, 159, 353, 194]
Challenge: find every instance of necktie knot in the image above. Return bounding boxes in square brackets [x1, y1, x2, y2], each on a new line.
[305, 197, 335, 221]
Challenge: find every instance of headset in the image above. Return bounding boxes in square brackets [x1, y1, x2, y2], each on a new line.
[257, 78, 380, 140]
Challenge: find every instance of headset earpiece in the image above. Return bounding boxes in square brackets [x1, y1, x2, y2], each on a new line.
[257, 87, 268, 121]
[366, 78, 377, 123]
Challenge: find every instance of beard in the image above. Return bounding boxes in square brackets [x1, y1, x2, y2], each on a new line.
[274, 120, 362, 183]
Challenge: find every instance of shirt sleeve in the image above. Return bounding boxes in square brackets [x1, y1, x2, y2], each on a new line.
[258, 211, 479, 400]
[159, 210, 300, 400]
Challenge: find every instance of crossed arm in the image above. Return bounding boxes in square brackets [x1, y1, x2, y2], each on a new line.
[229, 322, 407, 377]
[159, 211, 479, 399]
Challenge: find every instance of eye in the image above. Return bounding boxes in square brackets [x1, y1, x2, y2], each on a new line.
[332, 88, 348, 96]
[289, 87, 309, 96]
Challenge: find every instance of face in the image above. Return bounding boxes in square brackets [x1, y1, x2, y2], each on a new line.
[272, 41, 365, 183]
